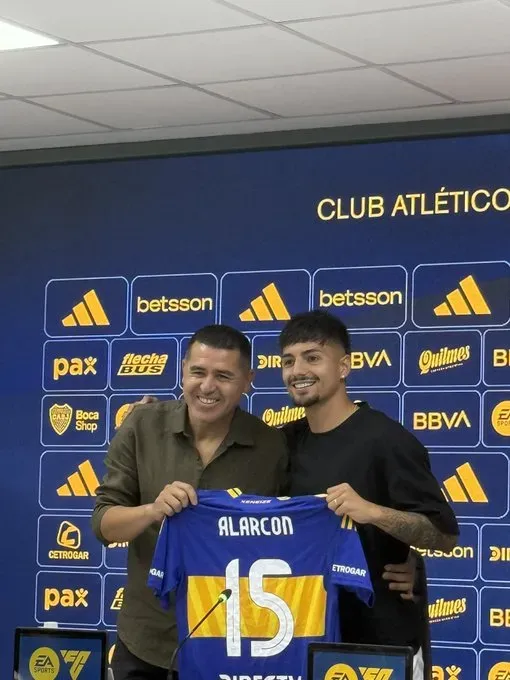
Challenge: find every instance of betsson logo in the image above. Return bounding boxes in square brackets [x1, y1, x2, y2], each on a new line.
[414, 545, 474, 560]
[419, 346, 471, 375]
[136, 296, 213, 313]
[319, 289, 403, 308]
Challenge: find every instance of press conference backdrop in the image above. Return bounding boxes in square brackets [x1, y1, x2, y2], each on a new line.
[1, 132, 510, 680]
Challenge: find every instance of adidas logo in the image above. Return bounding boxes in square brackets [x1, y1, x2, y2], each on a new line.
[434, 275, 491, 317]
[57, 459, 100, 497]
[239, 283, 290, 322]
[62, 289, 110, 327]
[442, 462, 488, 503]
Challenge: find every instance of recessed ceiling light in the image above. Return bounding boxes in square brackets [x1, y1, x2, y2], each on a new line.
[0, 19, 59, 51]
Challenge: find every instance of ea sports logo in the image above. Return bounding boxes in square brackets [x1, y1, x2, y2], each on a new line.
[489, 661, 510, 680]
[491, 401, 510, 436]
[29, 647, 60, 678]
[324, 663, 358, 680]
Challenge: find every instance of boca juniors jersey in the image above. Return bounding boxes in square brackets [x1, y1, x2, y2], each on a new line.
[148, 490, 373, 680]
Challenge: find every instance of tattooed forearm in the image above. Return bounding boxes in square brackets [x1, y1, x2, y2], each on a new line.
[371, 506, 457, 551]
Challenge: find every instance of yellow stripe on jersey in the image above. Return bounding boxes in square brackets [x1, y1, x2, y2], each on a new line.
[187, 575, 326, 638]
[226, 488, 243, 498]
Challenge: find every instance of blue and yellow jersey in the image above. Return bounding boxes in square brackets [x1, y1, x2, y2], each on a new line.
[148, 490, 373, 680]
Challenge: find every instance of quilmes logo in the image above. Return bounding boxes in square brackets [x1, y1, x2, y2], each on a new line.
[323, 664, 394, 680]
[413, 410, 471, 430]
[53, 356, 97, 381]
[351, 350, 392, 370]
[419, 346, 471, 375]
[429, 596, 467, 623]
[117, 353, 168, 376]
[110, 587, 124, 611]
[491, 401, 510, 436]
[44, 587, 88, 611]
[60, 650, 91, 680]
[61, 289, 110, 328]
[262, 405, 305, 427]
[490, 546, 510, 561]
[49, 403, 100, 435]
[432, 666, 462, 680]
[57, 459, 100, 497]
[434, 275, 491, 317]
[488, 661, 510, 680]
[239, 283, 290, 322]
[441, 463, 488, 504]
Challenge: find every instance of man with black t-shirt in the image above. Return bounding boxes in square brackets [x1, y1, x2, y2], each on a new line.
[279, 310, 459, 680]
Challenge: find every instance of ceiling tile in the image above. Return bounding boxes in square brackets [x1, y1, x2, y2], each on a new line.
[0, 0, 261, 42]
[227, 0, 464, 22]
[3, 99, 510, 152]
[289, 0, 510, 63]
[31, 87, 268, 128]
[0, 99, 107, 137]
[390, 54, 510, 101]
[206, 69, 447, 117]
[0, 45, 173, 97]
[94, 26, 362, 84]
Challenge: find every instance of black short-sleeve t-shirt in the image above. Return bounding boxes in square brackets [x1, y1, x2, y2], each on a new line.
[283, 402, 459, 651]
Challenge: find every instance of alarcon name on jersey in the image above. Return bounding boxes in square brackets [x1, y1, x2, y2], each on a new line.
[147, 489, 373, 680]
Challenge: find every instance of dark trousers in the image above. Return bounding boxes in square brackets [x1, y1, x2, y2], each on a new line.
[111, 637, 178, 680]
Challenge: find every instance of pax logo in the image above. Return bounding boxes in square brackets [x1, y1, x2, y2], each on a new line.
[44, 587, 88, 610]
[53, 356, 97, 380]
[239, 283, 290, 322]
[62, 289, 110, 328]
[434, 275, 491, 317]
[442, 462, 488, 504]
[432, 666, 462, 680]
[413, 410, 471, 430]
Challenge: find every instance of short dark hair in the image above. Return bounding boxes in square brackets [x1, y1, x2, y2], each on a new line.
[186, 324, 251, 366]
[279, 310, 351, 354]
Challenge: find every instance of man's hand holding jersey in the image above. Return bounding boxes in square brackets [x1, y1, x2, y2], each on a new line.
[149, 481, 197, 522]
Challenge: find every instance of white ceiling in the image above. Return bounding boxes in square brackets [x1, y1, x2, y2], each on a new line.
[2, 0, 510, 152]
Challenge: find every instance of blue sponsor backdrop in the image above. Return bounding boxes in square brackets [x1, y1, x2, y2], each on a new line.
[2, 132, 510, 677]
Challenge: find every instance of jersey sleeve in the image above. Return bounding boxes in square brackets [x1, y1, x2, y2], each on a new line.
[146, 515, 182, 609]
[328, 524, 374, 606]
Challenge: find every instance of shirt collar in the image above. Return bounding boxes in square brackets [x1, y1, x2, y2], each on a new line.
[167, 399, 254, 446]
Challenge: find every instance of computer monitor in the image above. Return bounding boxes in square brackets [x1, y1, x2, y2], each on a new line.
[307, 642, 413, 680]
[13, 627, 108, 680]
